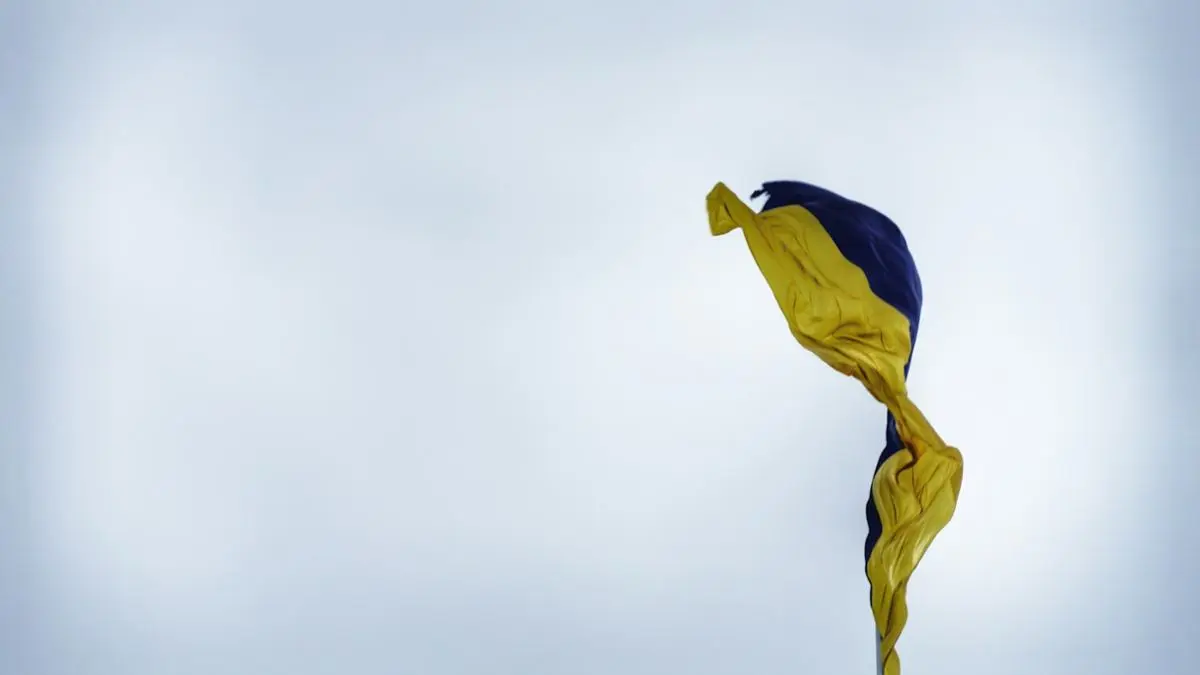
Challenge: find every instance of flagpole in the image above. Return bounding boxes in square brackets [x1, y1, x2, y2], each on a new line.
[875, 633, 884, 675]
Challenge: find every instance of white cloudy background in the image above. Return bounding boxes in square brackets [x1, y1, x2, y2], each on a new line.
[2, 1, 1196, 674]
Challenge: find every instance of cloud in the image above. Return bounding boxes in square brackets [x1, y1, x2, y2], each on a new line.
[22, 3, 1179, 674]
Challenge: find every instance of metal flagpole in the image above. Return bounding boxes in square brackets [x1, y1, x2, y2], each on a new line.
[875, 633, 884, 675]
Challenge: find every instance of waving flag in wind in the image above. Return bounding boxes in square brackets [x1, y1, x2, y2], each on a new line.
[706, 181, 963, 675]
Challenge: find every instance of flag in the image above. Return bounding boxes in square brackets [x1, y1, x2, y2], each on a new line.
[706, 181, 963, 675]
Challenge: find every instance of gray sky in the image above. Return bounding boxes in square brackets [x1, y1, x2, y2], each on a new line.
[3, 2, 1197, 674]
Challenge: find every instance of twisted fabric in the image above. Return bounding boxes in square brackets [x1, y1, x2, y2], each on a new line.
[706, 182, 962, 675]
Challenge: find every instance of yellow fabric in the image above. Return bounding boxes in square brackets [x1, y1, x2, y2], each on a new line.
[706, 182, 963, 675]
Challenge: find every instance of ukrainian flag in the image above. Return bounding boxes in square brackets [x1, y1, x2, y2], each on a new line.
[706, 181, 963, 675]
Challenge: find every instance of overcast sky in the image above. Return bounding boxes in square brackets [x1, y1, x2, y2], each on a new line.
[3, 2, 1198, 674]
